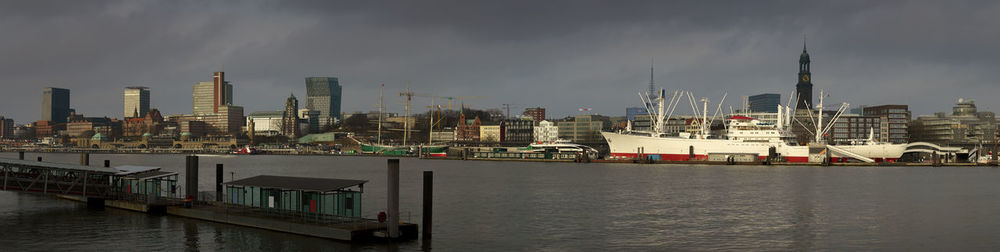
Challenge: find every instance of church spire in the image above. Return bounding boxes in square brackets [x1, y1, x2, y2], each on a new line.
[803, 34, 807, 52]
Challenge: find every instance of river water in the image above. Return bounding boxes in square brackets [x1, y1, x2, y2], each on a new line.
[1, 152, 999, 251]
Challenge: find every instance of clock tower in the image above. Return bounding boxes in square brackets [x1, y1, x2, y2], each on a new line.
[795, 39, 813, 110]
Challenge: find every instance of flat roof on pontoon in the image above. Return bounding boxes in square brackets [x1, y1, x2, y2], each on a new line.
[0, 158, 118, 174]
[224, 175, 366, 193]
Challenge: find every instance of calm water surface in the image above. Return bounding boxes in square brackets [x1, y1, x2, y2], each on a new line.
[1, 152, 999, 251]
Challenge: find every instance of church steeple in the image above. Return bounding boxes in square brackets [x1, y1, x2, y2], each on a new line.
[795, 35, 813, 110]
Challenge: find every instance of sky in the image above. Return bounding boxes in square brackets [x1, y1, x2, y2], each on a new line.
[1, 0, 999, 124]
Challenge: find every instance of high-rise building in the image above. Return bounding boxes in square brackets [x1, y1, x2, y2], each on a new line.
[795, 40, 813, 110]
[193, 82, 215, 115]
[123, 86, 150, 118]
[42, 87, 71, 123]
[523, 107, 546, 122]
[187, 72, 243, 136]
[193, 72, 233, 115]
[282, 94, 300, 138]
[749, 93, 780, 113]
[0, 116, 13, 139]
[305, 77, 342, 128]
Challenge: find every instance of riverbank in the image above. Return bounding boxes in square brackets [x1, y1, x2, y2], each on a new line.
[4, 149, 996, 167]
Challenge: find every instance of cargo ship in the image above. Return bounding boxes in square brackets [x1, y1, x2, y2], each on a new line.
[602, 89, 952, 163]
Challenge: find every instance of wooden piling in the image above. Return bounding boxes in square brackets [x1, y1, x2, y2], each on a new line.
[422, 171, 433, 240]
[387, 159, 400, 238]
[186, 156, 199, 200]
[216, 164, 224, 202]
[80, 153, 89, 166]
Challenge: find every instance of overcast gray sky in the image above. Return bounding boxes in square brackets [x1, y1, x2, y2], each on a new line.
[1, 1, 998, 124]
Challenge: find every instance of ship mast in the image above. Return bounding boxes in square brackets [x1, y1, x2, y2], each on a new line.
[377, 83, 383, 145]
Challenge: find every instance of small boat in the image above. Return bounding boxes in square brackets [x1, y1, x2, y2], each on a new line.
[232, 146, 258, 155]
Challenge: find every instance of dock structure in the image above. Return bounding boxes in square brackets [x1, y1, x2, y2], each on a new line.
[1, 157, 119, 198]
[159, 174, 414, 241]
[0, 157, 178, 201]
[3, 155, 420, 242]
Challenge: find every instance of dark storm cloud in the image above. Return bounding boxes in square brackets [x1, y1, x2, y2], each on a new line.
[0, 0, 997, 123]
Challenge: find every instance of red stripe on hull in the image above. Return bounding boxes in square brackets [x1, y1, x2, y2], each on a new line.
[610, 153, 899, 163]
[612, 153, 813, 163]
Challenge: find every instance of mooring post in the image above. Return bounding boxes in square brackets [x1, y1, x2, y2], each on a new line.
[825, 147, 831, 166]
[387, 159, 400, 238]
[422, 170, 433, 240]
[80, 153, 90, 166]
[37, 157, 42, 162]
[216, 164, 224, 202]
[18, 151, 24, 160]
[3, 165, 8, 190]
[186, 155, 199, 201]
[104, 160, 110, 168]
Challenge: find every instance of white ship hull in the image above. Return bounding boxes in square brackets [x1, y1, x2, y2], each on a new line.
[602, 132, 906, 162]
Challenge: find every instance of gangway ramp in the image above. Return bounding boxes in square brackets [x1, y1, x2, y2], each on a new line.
[826, 145, 876, 163]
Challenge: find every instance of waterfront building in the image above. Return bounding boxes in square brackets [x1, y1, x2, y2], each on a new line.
[282, 94, 300, 138]
[456, 114, 481, 142]
[910, 99, 997, 149]
[176, 106, 245, 137]
[863, 105, 911, 143]
[431, 129, 456, 143]
[632, 115, 689, 133]
[501, 119, 533, 144]
[13, 124, 34, 139]
[626, 107, 647, 121]
[749, 93, 780, 113]
[123, 86, 150, 118]
[480, 124, 503, 142]
[179, 120, 208, 138]
[123, 109, 164, 137]
[246, 111, 283, 136]
[298, 109, 321, 134]
[533, 120, 559, 142]
[795, 42, 813, 110]
[557, 115, 604, 143]
[305, 77, 342, 127]
[0, 116, 13, 139]
[632, 114, 652, 131]
[34, 120, 64, 138]
[523, 107, 546, 122]
[42, 87, 71, 123]
[66, 113, 121, 139]
[830, 114, 882, 144]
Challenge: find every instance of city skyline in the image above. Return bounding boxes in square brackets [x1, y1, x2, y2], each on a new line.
[1, 1, 999, 123]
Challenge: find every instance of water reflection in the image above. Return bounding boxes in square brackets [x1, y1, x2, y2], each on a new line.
[3, 153, 1000, 250]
